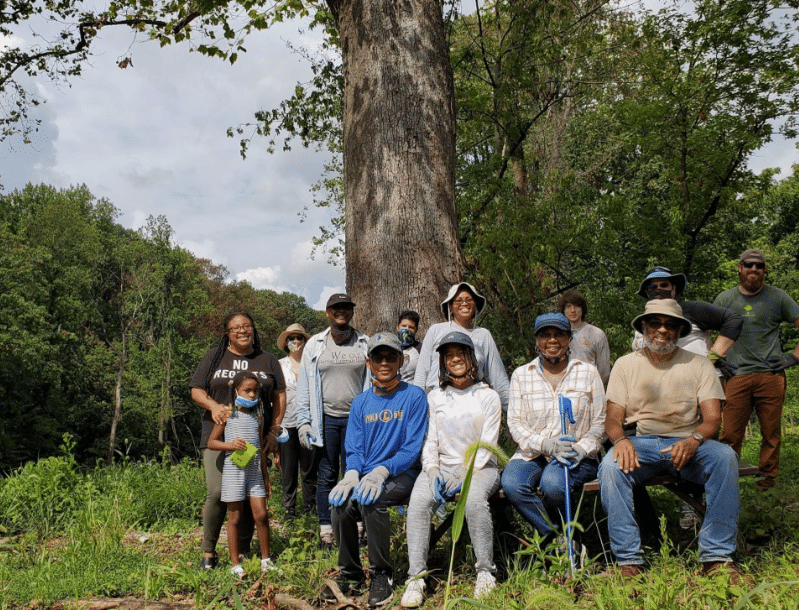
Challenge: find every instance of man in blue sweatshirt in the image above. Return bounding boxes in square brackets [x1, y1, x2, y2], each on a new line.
[321, 331, 428, 607]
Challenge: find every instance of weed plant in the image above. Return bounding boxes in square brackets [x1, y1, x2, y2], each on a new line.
[1, 434, 798, 608]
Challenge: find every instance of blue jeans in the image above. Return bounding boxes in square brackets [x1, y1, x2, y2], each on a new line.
[598, 436, 739, 565]
[502, 456, 598, 537]
[317, 415, 349, 525]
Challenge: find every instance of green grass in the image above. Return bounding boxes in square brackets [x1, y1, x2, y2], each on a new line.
[0, 433, 797, 608]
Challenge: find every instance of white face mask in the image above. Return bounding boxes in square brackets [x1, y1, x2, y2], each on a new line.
[288, 339, 303, 353]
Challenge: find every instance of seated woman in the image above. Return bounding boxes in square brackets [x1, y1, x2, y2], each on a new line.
[401, 331, 502, 607]
[501, 313, 606, 552]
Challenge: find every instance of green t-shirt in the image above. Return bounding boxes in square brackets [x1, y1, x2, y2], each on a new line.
[713, 285, 799, 375]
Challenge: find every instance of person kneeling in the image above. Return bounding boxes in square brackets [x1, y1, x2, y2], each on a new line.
[321, 332, 428, 607]
[401, 332, 502, 607]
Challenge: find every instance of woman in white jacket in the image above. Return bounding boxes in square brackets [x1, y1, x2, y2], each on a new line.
[401, 331, 502, 607]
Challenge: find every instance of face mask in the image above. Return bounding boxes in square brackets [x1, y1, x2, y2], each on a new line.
[288, 339, 303, 353]
[235, 394, 260, 409]
[646, 287, 673, 300]
[397, 328, 415, 348]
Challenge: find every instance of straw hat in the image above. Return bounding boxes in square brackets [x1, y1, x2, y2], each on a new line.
[277, 323, 311, 352]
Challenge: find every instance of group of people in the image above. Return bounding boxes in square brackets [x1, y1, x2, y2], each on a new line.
[188, 247, 799, 604]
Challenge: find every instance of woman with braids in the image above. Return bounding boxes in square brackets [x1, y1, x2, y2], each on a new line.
[190, 312, 286, 570]
[401, 331, 502, 606]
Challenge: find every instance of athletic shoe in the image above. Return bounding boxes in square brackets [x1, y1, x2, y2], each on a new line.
[261, 558, 277, 572]
[230, 564, 246, 578]
[368, 573, 394, 607]
[474, 571, 496, 598]
[400, 577, 425, 607]
[320, 578, 366, 601]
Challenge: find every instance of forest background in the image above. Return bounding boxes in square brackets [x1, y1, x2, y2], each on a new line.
[2, 0, 799, 472]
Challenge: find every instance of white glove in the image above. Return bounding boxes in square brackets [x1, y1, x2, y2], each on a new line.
[298, 423, 317, 450]
[355, 466, 389, 505]
[329, 469, 361, 506]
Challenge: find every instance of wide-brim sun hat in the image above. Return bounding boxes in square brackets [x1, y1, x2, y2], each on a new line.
[636, 266, 687, 299]
[440, 282, 486, 318]
[631, 299, 692, 338]
[534, 312, 571, 335]
[277, 323, 311, 352]
[435, 331, 475, 353]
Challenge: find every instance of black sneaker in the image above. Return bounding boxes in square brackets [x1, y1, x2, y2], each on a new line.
[368, 573, 394, 607]
[320, 578, 366, 602]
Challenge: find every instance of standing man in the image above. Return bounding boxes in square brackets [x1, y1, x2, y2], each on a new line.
[714, 249, 799, 488]
[397, 310, 421, 383]
[599, 299, 740, 579]
[295, 294, 370, 544]
[323, 332, 428, 607]
[558, 290, 611, 387]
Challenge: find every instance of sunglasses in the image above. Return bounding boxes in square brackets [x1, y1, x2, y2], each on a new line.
[741, 261, 765, 270]
[371, 353, 400, 364]
[645, 318, 681, 332]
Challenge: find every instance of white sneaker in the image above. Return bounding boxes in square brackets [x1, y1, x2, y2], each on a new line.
[261, 557, 277, 572]
[320, 524, 335, 546]
[230, 564, 245, 578]
[474, 571, 496, 598]
[400, 578, 425, 608]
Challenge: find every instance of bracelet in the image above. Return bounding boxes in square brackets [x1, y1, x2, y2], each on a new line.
[611, 436, 630, 446]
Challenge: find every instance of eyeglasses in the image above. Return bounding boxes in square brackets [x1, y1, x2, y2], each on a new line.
[371, 353, 400, 364]
[452, 298, 474, 306]
[645, 318, 681, 331]
[741, 261, 765, 270]
[227, 324, 253, 333]
[287, 335, 305, 342]
[648, 281, 673, 290]
[537, 330, 570, 340]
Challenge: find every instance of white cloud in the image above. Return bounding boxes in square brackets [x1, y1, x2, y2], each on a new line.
[236, 266, 289, 292]
[313, 285, 346, 310]
[181, 238, 229, 268]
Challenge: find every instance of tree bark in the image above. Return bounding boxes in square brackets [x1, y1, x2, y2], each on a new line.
[332, 0, 464, 335]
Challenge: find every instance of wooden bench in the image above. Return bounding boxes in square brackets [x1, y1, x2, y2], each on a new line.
[429, 462, 759, 548]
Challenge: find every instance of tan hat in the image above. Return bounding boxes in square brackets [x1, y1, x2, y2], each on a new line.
[277, 323, 310, 352]
[631, 299, 691, 338]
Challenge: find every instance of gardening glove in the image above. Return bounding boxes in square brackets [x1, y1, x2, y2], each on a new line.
[428, 467, 445, 502]
[568, 444, 588, 470]
[298, 423, 317, 450]
[436, 476, 462, 502]
[541, 436, 577, 465]
[714, 357, 738, 379]
[768, 353, 799, 373]
[329, 469, 360, 507]
[354, 465, 389, 505]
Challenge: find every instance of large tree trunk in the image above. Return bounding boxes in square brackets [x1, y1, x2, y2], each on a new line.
[332, 0, 464, 335]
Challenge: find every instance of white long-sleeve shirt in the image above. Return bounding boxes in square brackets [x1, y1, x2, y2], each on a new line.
[422, 381, 501, 474]
[507, 357, 606, 462]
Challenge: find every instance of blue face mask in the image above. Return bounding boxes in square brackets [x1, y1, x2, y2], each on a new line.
[235, 395, 260, 409]
[398, 328, 415, 348]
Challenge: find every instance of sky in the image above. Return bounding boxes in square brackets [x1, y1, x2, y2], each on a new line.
[3, 4, 798, 311]
[1, 17, 346, 310]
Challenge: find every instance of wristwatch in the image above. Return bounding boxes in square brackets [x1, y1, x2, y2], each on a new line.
[690, 432, 704, 444]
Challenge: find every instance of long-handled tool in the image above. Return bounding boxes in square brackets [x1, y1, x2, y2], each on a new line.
[558, 394, 577, 576]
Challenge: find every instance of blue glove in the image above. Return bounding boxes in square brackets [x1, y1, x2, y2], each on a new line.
[355, 466, 389, 505]
[769, 354, 799, 373]
[329, 469, 360, 507]
[542, 436, 578, 465]
[437, 477, 462, 502]
[298, 423, 317, 450]
[428, 467, 445, 502]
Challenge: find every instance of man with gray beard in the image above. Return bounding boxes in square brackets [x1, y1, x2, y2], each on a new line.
[598, 299, 742, 581]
